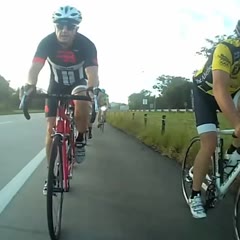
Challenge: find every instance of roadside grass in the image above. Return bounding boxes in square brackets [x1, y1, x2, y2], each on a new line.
[107, 111, 233, 164]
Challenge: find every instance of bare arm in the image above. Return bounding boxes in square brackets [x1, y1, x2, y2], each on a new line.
[213, 70, 240, 127]
[85, 66, 99, 88]
[27, 62, 45, 86]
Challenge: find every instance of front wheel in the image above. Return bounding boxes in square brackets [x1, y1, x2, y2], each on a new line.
[181, 136, 215, 205]
[47, 135, 64, 240]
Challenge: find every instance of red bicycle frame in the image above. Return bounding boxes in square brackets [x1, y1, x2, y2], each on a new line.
[54, 99, 75, 191]
[21, 92, 91, 192]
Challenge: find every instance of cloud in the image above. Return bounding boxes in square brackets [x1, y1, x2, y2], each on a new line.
[1, 0, 240, 103]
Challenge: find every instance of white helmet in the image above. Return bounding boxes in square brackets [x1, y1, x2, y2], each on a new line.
[52, 6, 82, 25]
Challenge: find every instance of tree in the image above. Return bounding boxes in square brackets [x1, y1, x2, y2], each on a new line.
[0, 75, 12, 111]
[153, 75, 192, 109]
[128, 89, 153, 110]
[0, 75, 10, 99]
[155, 95, 168, 109]
[9, 88, 21, 109]
[140, 89, 152, 96]
[0, 75, 45, 112]
[30, 88, 45, 110]
[128, 93, 142, 110]
[196, 34, 236, 58]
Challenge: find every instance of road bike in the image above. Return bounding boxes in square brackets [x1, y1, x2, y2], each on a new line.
[98, 105, 107, 133]
[21, 92, 91, 240]
[182, 127, 240, 240]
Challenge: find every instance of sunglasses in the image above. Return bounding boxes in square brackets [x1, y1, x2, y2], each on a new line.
[56, 23, 77, 31]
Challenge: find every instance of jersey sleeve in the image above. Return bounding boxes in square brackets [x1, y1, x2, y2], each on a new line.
[84, 40, 98, 67]
[32, 37, 49, 64]
[212, 43, 233, 74]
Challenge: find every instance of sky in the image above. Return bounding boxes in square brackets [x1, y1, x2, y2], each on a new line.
[0, 0, 239, 103]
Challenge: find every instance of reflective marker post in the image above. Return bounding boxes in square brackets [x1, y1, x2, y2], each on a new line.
[161, 115, 166, 135]
[144, 113, 148, 127]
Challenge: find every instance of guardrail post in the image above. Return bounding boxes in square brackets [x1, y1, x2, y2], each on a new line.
[161, 115, 166, 134]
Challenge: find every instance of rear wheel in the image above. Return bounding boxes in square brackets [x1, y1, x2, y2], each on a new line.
[233, 184, 240, 240]
[47, 135, 64, 240]
[181, 137, 215, 206]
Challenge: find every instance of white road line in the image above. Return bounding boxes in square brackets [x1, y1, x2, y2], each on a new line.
[0, 148, 46, 214]
[0, 121, 12, 125]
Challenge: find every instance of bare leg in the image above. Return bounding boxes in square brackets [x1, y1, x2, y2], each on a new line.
[192, 132, 217, 191]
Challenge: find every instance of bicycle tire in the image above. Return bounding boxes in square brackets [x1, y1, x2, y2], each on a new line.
[47, 135, 64, 240]
[234, 184, 240, 240]
[181, 136, 215, 204]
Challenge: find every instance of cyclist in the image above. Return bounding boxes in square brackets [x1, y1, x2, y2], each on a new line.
[21, 5, 99, 195]
[94, 88, 110, 127]
[190, 20, 240, 218]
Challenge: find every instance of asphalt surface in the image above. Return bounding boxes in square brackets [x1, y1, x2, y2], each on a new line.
[0, 113, 237, 240]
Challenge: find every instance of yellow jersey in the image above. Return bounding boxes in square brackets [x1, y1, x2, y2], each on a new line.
[193, 38, 240, 95]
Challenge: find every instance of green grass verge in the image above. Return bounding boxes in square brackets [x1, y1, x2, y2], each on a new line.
[107, 111, 233, 164]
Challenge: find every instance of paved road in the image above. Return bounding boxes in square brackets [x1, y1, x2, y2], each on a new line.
[0, 113, 237, 239]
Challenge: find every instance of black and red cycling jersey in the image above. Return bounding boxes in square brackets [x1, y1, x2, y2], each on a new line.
[33, 32, 98, 86]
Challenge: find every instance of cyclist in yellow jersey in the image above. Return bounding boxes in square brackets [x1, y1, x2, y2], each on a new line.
[190, 20, 240, 219]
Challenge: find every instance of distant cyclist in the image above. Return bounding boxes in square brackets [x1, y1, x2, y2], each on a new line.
[94, 88, 110, 127]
